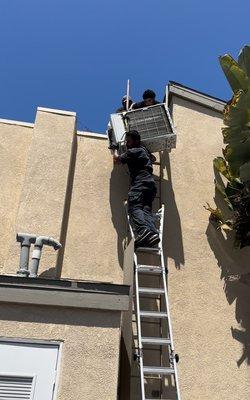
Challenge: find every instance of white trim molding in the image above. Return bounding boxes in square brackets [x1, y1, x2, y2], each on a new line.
[168, 81, 226, 113]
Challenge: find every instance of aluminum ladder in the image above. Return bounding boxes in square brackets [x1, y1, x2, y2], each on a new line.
[127, 205, 181, 400]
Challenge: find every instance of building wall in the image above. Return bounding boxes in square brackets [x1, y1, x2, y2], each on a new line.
[0, 109, 128, 400]
[0, 303, 121, 400]
[0, 110, 128, 284]
[62, 134, 128, 283]
[163, 96, 250, 400]
[1, 98, 249, 399]
[0, 121, 33, 273]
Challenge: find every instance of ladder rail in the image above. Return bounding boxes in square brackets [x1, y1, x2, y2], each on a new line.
[159, 205, 181, 399]
[125, 203, 146, 400]
[125, 202, 181, 400]
[135, 265, 146, 400]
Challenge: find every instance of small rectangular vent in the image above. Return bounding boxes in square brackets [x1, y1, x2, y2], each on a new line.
[0, 375, 34, 399]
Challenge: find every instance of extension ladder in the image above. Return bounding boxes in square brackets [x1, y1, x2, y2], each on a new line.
[127, 205, 181, 400]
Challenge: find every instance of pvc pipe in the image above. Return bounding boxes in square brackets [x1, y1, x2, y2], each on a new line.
[16, 233, 37, 277]
[29, 236, 62, 278]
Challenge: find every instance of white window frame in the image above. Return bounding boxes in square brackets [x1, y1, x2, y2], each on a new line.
[0, 337, 63, 400]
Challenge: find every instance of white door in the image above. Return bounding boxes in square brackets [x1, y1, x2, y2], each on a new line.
[0, 340, 60, 400]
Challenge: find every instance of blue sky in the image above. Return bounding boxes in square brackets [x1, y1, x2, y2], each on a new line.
[0, 0, 249, 132]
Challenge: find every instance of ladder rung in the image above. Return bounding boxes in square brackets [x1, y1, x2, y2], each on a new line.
[139, 287, 165, 295]
[137, 265, 163, 275]
[141, 337, 171, 345]
[143, 366, 174, 375]
[136, 246, 161, 253]
[140, 311, 167, 319]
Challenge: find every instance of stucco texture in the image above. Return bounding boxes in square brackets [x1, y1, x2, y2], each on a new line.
[162, 97, 250, 399]
[0, 122, 33, 273]
[4, 109, 76, 277]
[62, 135, 129, 283]
[0, 303, 121, 400]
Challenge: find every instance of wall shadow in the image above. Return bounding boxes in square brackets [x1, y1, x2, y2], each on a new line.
[109, 163, 129, 269]
[160, 151, 185, 269]
[56, 128, 78, 278]
[0, 303, 120, 328]
[206, 188, 250, 367]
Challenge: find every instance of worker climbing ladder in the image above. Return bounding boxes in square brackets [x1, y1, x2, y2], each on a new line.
[109, 83, 179, 398]
[126, 204, 181, 400]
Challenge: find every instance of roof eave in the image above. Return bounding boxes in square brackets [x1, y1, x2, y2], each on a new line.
[168, 81, 226, 113]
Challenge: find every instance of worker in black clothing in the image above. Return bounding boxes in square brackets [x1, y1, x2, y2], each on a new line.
[113, 130, 160, 248]
[116, 95, 133, 113]
[131, 89, 159, 110]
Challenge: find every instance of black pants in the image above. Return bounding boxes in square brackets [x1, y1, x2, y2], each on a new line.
[128, 180, 158, 237]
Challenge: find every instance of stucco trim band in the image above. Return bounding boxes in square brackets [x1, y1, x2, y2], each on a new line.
[37, 107, 76, 117]
[0, 118, 34, 128]
[168, 81, 226, 113]
[77, 131, 107, 140]
[0, 275, 130, 311]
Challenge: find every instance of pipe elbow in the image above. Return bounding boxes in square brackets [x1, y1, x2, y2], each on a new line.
[35, 236, 62, 251]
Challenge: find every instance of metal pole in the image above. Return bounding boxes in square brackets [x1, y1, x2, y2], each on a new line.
[126, 79, 130, 111]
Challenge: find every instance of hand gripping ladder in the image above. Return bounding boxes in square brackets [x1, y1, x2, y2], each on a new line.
[127, 205, 181, 400]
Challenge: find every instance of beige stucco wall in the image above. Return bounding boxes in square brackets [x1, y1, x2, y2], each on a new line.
[2, 99, 249, 399]
[0, 303, 121, 400]
[163, 96, 250, 399]
[0, 110, 128, 283]
[62, 135, 128, 283]
[3, 109, 76, 277]
[0, 121, 33, 273]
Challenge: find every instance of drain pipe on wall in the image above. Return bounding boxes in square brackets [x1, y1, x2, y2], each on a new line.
[29, 236, 62, 278]
[16, 233, 37, 277]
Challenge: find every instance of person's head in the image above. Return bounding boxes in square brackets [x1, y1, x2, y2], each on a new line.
[122, 95, 132, 109]
[125, 130, 141, 149]
[143, 89, 156, 106]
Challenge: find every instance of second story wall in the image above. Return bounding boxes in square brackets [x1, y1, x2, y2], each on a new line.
[62, 134, 129, 283]
[0, 108, 129, 284]
[162, 95, 250, 399]
[0, 121, 33, 273]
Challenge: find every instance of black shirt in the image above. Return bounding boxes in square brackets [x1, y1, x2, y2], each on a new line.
[116, 106, 126, 113]
[119, 146, 154, 185]
[131, 100, 160, 110]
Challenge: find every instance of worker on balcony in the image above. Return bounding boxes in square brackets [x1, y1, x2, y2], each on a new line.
[116, 95, 133, 113]
[131, 89, 159, 110]
[113, 130, 160, 248]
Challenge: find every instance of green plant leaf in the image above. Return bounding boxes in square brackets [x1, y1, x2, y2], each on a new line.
[238, 45, 250, 78]
[215, 180, 233, 210]
[223, 90, 249, 129]
[222, 126, 250, 144]
[223, 139, 250, 176]
[239, 161, 250, 182]
[213, 157, 231, 180]
[204, 203, 224, 222]
[219, 54, 248, 92]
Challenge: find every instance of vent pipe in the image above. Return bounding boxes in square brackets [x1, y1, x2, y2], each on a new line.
[16, 233, 37, 277]
[29, 236, 62, 278]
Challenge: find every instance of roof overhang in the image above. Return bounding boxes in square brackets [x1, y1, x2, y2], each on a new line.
[168, 81, 226, 113]
[0, 275, 130, 312]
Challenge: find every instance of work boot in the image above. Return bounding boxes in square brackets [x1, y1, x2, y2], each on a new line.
[135, 230, 152, 248]
[147, 233, 160, 247]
